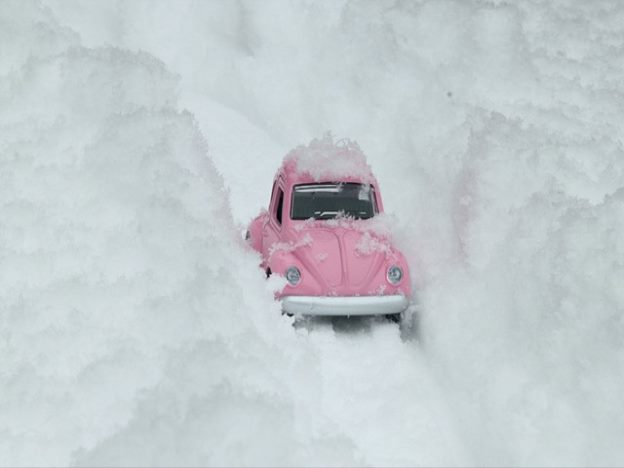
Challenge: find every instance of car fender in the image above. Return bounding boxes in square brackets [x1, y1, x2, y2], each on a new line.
[266, 248, 324, 296]
[246, 211, 267, 254]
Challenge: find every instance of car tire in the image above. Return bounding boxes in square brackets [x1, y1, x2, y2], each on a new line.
[384, 313, 401, 323]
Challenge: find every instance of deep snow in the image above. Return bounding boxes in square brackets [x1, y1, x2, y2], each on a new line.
[2, 0, 624, 466]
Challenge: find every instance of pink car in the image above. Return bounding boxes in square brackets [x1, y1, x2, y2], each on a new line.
[246, 137, 411, 318]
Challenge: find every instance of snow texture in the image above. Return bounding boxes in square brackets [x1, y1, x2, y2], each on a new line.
[2, 0, 624, 466]
[283, 134, 376, 183]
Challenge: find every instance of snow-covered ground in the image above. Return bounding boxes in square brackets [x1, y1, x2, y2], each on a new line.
[2, 0, 624, 466]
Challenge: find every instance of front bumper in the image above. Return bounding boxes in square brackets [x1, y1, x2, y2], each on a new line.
[281, 295, 409, 316]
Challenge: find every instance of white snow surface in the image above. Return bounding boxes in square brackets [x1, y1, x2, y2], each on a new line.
[283, 134, 376, 183]
[2, 0, 624, 466]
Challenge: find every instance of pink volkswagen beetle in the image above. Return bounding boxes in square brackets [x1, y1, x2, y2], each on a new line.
[246, 136, 411, 318]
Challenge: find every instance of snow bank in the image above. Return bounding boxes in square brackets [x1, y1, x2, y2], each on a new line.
[85, 1, 623, 465]
[0, 4, 356, 466]
[420, 114, 624, 465]
[6, 0, 624, 466]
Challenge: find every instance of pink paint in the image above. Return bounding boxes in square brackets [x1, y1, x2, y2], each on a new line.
[247, 138, 411, 313]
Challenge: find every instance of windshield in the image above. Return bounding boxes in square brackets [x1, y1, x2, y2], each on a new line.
[291, 183, 376, 220]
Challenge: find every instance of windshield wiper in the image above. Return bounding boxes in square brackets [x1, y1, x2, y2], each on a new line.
[314, 210, 340, 219]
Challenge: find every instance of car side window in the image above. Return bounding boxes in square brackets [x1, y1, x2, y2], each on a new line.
[372, 186, 379, 213]
[269, 181, 276, 207]
[275, 188, 284, 225]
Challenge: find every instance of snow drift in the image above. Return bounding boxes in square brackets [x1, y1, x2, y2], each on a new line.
[3, 0, 624, 466]
[0, 5, 354, 466]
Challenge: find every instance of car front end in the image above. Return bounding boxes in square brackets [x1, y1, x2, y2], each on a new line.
[270, 224, 412, 317]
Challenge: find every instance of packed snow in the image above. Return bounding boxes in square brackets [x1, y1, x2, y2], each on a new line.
[2, 0, 624, 466]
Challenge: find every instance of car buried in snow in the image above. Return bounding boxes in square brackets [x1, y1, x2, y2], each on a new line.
[246, 137, 411, 319]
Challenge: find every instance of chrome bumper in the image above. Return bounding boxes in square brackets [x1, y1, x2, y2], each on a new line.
[281, 295, 409, 316]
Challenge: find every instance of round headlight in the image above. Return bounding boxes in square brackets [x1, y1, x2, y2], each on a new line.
[387, 265, 403, 285]
[285, 266, 301, 286]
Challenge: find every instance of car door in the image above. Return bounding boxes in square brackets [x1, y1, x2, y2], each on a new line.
[263, 177, 285, 267]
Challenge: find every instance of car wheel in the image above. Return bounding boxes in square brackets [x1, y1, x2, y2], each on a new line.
[384, 313, 401, 323]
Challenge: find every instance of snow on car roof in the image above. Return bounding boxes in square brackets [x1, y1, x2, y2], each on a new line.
[282, 134, 377, 184]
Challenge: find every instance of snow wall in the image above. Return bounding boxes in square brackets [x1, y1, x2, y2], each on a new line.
[2, 0, 624, 466]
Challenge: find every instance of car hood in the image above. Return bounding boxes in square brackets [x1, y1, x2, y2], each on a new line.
[282, 224, 397, 293]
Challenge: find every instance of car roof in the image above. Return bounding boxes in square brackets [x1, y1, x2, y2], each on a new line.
[277, 136, 379, 187]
